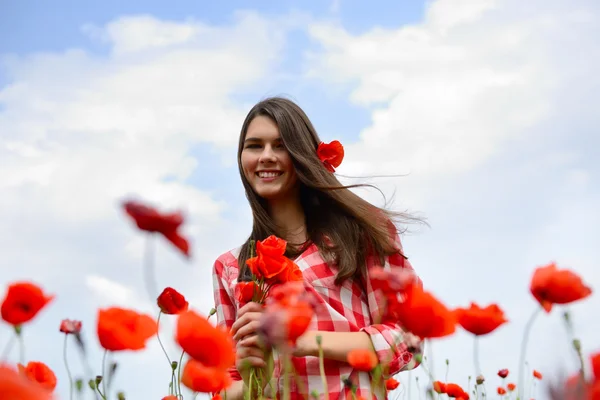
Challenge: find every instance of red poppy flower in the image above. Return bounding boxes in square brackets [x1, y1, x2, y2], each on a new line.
[59, 319, 82, 335]
[162, 396, 178, 400]
[507, 383, 516, 391]
[317, 140, 344, 173]
[529, 262, 592, 313]
[97, 307, 157, 351]
[454, 302, 508, 336]
[497, 387, 506, 395]
[17, 362, 57, 391]
[385, 377, 400, 390]
[498, 369, 509, 378]
[370, 266, 419, 294]
[592, 352, 600, 380]
[445, 383, 469, 399]
[181, 359, 232, 393]
[235, 281, 258, 305]
[533, 370, 542, 380]
[246, 236, 302, 284]
[123, 200, 191, 257]
[175, 310, 235, 371]
[392, 284, 456, 339]
[347, 349, 378, 371]
[260, 284, 315, 348]
[433, 381, 446, 393]
[0, 365, 51, 400]
[1, 282, 54, 326]
[157, 287, 189, 315]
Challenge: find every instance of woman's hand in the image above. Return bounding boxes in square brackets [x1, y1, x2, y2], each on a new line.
[231, 302, 272, 389]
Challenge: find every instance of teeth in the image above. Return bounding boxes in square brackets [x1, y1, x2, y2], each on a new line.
[258, 171, 282, 178]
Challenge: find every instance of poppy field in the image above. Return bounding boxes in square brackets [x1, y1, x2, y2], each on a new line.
[0, 199, 598, 400]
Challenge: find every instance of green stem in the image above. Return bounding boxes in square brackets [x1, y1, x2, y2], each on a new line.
[473, 336, 482, 377]
[73, 340, 100, 400]
[248, 369, 254, 399]
[63, 334, 74, 400]
[317, 337, 329, 400]
[283, 352, 291, 400]
[0, 333, 15, 360]
[517, 308, 541, 400]
[17, 331, 25, 364]
[102, 349, 108, 400]
[176, 350, 184, 399]
[156, 311, 175, 395]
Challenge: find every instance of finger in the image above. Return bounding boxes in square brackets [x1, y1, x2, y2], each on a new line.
[237, 356, 266, 369]
[237, 302, 264, 318]
[237, 345, 265, 360]
[233, 320, 261, 341]
[231, 313, 263, 339]
[231, 310, 261, 334]
[240, 335, 263, 348]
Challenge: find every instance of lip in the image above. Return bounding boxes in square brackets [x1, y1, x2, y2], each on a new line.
[256, 170, 283, 182]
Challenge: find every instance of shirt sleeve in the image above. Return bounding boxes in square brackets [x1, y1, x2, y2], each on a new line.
[359, 228, 424, 377]
[212, 257, 242, 382]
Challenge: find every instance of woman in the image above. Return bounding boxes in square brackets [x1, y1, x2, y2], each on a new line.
[212, 97, 423, 399]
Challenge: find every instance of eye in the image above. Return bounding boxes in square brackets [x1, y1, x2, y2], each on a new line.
[244, 144, 261, 149]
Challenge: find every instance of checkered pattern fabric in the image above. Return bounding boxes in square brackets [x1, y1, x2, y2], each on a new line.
[212, 232, 422, 399]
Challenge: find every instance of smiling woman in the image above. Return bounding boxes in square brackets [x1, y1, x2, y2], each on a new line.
[212, 96, 424, 399]
[241, 116, 299, 204]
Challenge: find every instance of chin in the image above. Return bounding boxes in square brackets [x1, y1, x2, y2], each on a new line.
[255, 190, 283, 200]
[254, 186, 294, 202]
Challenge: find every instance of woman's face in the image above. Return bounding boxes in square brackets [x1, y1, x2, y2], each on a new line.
[240, 116, 298, 202]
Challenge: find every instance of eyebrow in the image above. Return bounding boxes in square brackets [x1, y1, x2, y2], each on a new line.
[244, 137, 282, 143]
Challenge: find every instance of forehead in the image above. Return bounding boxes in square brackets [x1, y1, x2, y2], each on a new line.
[245, 115, 281, 141]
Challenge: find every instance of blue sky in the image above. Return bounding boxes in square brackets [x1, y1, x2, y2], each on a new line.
[1, 0, 599, 399]
[1, 0, 425, 53]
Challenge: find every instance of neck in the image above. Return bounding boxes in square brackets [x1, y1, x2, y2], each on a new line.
[267, 195, 307, 245]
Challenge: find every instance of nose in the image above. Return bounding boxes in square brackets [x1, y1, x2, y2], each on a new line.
[258, 145, 277, 163]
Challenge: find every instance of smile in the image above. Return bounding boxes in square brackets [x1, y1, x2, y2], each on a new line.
[256, 171, 283, 178]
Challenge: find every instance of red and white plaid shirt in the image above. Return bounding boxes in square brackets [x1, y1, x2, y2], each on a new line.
[212, 231, 422, 399]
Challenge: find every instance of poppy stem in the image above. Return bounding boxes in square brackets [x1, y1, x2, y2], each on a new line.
[473, 336, 482, 377]
[283, 351, 291, 400]
[17, 330, 25, 364]
[176, 350, 184, 399]
[0, 333, 15, 361]
[316, 335, 329, 400]
[63, 334, 74, 400]
[144, 233, 158, 302]
[517, 308, 541, 400]
[102, 349, 108, 400]
[156, 312, 175, 394]
[562, 311, 587, 380]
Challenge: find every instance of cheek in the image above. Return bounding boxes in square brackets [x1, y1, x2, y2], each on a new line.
[240, 152, 255, 176]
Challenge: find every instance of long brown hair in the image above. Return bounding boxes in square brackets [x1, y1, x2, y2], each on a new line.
[236, 96, 423, 284]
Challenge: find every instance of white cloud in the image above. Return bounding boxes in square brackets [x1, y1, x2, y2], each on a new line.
[307, 0, 600, 398]
[0, 11, 290, 400]
[306, 0, 599, 183]
[1, 2, 599, 400]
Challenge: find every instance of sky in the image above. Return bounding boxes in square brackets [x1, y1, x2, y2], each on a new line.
[0, 0, 599, 399]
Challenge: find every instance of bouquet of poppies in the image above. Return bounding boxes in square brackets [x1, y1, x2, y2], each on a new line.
[235, 235, 303, 306]
[234, 236, 314, 400]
